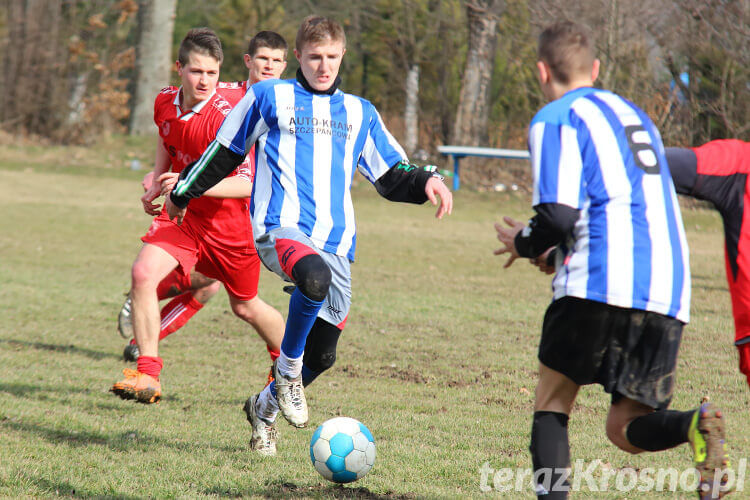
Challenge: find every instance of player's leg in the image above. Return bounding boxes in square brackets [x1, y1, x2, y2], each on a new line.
[530, 297, 618, 499]
[228, 296, 284, 356]
[123, 273, 221, 361]
[605, 311, 732, 498]
[213, 242, 284, 363]
[112, 216, 201, 403]
[531, 363, 579, 500]
[111, 243, 178, 403]
[158, 276, 220, 340]
[254, 318, 342, 424]
[118, 263, 216, 340]
[246, 244, 350, 453]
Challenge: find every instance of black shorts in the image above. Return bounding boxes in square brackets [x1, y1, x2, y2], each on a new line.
[539, 296, 684, 410]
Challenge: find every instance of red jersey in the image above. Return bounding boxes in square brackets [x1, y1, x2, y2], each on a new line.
[153, 87, 252, 246]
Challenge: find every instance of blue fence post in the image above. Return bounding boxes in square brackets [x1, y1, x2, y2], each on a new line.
[453, 155, 461, 191]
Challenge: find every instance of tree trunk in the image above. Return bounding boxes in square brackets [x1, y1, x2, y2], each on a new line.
[0, 0, 62, 134]
[129, 0, 176, 136]
[404, 63, 420, 155]
[451, 0, 505, 146]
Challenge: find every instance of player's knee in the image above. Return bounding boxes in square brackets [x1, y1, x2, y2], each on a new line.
[308, 349, 337, 373]
[131, 260, 158, 288]
[230, 297, 259, 323]
[292, 254, 331, 301]
[605, 414, 642, 454]
[303, 319, 341, 374]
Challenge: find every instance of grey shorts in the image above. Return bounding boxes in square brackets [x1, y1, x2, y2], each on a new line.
[255, 227, 352, 327]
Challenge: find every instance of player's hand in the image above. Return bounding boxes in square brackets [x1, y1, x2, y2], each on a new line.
[425, 177, 453, 219]
[141, 171, 155, 192]
[164, 194, 186, 226]
[531, 247, 556, 275]
[157, 172, 179, 197]
[493, 216, 525, 268]
[140, 184, 162, 216]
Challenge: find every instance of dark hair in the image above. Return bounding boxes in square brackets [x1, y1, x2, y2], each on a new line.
[247, 31, 288, 58]
[178, 28, 223, 66]
[538, 21, 594, 84]
[295, 15, 346, 52]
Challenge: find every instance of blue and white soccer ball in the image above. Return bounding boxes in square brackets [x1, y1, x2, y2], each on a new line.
[309, 417, 376, 483]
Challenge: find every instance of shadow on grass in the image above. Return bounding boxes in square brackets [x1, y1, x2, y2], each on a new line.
[0, 338, 121, 361]
[12, 472, 140, 499]
[0, 417, 242, 454]
[205, 480, 417, 499]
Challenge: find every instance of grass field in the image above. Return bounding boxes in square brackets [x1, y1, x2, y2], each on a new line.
[0, 137, 747, 499]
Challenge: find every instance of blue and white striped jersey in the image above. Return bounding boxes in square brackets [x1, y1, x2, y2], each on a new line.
[212, 77, 407, 261]
[530, 87, 690, 322]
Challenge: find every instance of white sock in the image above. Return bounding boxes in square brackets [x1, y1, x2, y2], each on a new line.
[276, 350, 303, 378]
[257, 384, 279, 423]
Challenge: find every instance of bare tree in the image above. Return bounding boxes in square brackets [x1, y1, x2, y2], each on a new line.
[0, 0, 64, 134]
[451, 0, 506, 147]
[129, 0, 176, 136]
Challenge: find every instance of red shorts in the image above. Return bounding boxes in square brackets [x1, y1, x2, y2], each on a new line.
[142, 213, 260, 301]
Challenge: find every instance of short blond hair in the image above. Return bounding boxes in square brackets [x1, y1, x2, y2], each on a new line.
[538, 21, 595, 84]
[295, 15, 346, 52]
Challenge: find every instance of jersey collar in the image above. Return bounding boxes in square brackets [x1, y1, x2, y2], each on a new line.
[173, 87, 217, 120]
[295, 68, 341, 95]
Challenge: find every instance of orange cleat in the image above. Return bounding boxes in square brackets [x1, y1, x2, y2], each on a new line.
[110, 368, 161, 404]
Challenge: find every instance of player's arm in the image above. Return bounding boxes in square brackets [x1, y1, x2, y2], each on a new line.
[141, 135, 172, 216]
[169, 141, 246, 206]
[373, 162, 452, 219]
[514, 204, 579, 258]
[666, 144, 743, 216]
[665, 147, 698, 196]
[495, 119, 581, 267]
[202, 157, 253, 198]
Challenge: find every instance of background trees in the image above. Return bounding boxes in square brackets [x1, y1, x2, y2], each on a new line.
[0, 0, 746, 185]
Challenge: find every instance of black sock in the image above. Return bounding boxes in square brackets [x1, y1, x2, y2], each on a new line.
[625, 409, 695, 451]
[530, 411, 570, 499]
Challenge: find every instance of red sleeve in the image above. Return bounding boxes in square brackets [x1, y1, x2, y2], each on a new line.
[694, 139, 750, 176]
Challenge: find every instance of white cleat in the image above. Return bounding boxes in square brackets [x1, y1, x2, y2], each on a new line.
[243, 394, 278, 456]
[117, 295, 133, 339]
[273, 361, 308, 428]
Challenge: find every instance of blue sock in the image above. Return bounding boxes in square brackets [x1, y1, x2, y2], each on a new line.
[281, 287, 324, 359]
[269, 380, 276, 398]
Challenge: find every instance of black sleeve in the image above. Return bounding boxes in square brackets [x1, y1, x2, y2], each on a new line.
[514, 203, 580, 258]
[169, 143, 245, 209]
[373, 161, 436, 204]
[665, 147, 698, 195]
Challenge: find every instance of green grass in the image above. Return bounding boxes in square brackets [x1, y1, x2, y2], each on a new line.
[0, 138, 747, 498]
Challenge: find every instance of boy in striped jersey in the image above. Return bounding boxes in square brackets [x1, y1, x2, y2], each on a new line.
[117, 31, 289, 363]
[165, 16, 452, 455]
[110, 28, 285, 404]
[494, 21, 731, 499]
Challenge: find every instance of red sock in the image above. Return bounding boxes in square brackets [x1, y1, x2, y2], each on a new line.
[137, 355, 163, 379]
[267, 345, 280, 361]
[156, 270, 191, 300]
[158, 292, 203, 341]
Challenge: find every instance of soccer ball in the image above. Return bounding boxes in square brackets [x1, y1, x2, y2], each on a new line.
[309, 417, 376, 483]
